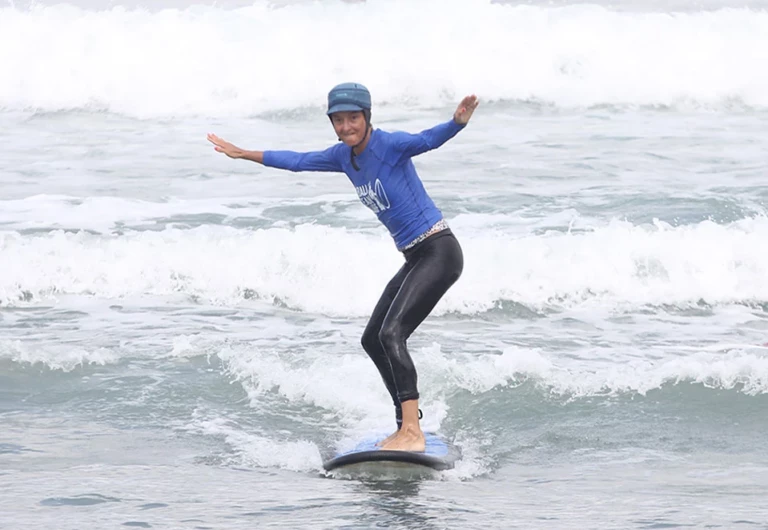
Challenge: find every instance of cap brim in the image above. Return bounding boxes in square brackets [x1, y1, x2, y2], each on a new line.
[327, 103, 365, 115]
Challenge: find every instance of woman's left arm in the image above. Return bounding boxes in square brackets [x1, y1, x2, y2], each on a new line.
[392, 95, 479, 159]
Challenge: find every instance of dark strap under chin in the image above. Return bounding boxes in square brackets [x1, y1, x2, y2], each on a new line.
[350, 125, 371, 171]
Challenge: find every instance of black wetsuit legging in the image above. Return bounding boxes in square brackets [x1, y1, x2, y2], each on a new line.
[360, 229, 463, 427]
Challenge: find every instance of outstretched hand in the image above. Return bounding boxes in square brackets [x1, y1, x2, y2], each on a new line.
[453, 95, 479, 125]
[207, 133, 244, 159]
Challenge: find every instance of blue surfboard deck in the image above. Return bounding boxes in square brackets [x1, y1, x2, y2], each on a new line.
[323, 433, 459, 472]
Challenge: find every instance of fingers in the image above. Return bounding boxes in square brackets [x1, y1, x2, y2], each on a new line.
[207, 133, 228, 144]
[207, 133, 230, 152]
[454, 94, 479, 125]
[457, 95, 479, 115]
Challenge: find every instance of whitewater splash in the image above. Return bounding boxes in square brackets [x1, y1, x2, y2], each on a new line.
[3, 215, 768, 312]
[1, 0, 767, 116]
[5, 327, 768, 398]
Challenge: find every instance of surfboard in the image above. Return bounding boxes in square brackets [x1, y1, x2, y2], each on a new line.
[323, 433, 460, 473]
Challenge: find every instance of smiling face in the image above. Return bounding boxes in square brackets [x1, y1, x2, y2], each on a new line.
[330, 110, 369, 148]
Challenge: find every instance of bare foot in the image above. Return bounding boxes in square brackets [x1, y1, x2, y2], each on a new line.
[376, 430, 399, 447]
[380, 427, 426, 452]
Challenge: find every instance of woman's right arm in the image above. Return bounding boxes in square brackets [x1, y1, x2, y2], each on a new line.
[207, 133, 342, 172]
[207, 133, 264, 163]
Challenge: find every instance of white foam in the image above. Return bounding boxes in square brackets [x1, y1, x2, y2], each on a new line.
[218, 340, 768, 425]
[0, 195, 257, 233]
[216, 341, 485, 476]
[217, 342, 398, 429]
[190, 416, 323, 472]
[6, 216, 768, 313]
[1, 1, 767, 116]
[0, 339, 119, 370]
[444, 345, 768, 396]
[206, 338, 768, 475]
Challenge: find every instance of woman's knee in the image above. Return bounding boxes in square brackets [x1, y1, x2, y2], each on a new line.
[361, 326, 381, 355]
[377, 322, 402, 351]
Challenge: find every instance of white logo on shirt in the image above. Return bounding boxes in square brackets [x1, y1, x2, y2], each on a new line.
[355, 179, 391, 214]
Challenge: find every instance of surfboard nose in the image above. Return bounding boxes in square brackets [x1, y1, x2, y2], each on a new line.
[323, 433, 460, 473]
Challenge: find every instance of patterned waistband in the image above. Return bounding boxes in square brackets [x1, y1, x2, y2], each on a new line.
[401, 219, 450, 252]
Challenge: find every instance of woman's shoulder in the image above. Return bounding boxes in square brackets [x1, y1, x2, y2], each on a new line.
[372, 127, 413, 148]
[373, 127, 406, 139]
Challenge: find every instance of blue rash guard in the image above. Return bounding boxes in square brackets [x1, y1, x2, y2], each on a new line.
[262, 119, 465, 250]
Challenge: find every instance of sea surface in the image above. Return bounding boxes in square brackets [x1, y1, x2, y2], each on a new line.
[2, 0, 768, 528]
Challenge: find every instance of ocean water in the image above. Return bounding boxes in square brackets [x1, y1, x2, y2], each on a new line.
[2, 0, 768, 528]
